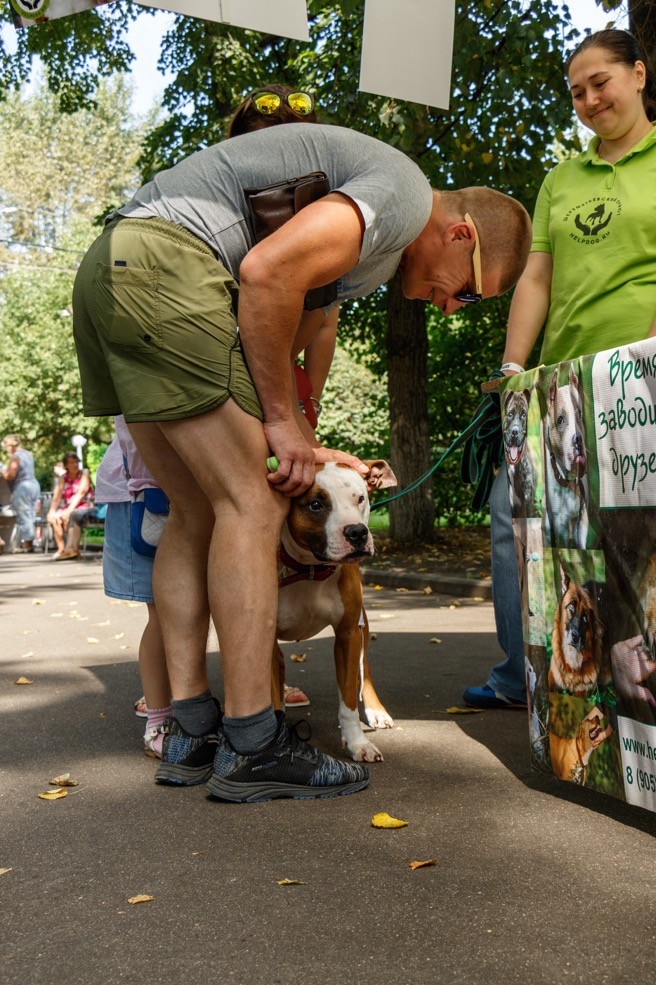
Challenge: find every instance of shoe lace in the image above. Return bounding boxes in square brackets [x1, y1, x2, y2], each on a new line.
[282, 718, 316, 763]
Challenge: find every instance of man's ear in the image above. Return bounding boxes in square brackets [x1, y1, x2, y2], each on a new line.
[444, 221, 474, 244]
[363, 460, 398, 491]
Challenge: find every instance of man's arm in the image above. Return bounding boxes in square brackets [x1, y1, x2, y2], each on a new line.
[501, 251, 553, 372]
[238, 192, 364, 495]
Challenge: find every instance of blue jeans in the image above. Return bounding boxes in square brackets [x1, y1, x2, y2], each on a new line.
[487, 464, 526, 702]
[12, 479, 40, 543]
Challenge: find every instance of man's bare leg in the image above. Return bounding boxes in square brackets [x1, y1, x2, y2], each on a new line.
[128, 399, 287, 719]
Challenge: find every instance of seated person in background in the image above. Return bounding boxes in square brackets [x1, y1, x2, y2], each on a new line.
[47, 451, 93, 560]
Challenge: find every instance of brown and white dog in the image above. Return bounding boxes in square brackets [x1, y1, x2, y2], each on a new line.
[544, 366, 589, 548]
[274, 460, 397, 762]
[549, 707, 613, 784]
[549, 566, 607, 697]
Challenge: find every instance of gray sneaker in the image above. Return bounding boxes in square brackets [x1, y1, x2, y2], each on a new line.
[206, 714, 370, 802]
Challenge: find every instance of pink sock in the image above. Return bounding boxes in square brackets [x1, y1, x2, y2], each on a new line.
[145, 705, 172, 757]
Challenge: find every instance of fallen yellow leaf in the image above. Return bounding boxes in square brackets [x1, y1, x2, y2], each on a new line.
[128, 894, 155, 904]
[38, 788, 67, 800]
[14, 676, 33, 685]
[444, 706, 483, 715]
[276, 878, 303, 886]
[371, 812, 408, 829]
[20, 651, 34, 658]
[31, 599, 44, 605]
[290, 652, 306, 663]
[395, 587, 409, 593]
[409, 859, 437, 870]
[428, 638, 442, 644]
[114, 633, 125, 640]
[421, 587, 433, 595]
[87, 637, 99, 644]
[0, 868, 12, 876]
[50, 773, 79, 787]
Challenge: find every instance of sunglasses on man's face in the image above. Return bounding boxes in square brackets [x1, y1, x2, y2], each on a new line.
[455, 212, 483, 304]
[250, 90, 315, 117]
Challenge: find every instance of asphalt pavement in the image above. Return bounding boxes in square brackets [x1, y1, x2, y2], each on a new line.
[2, 551, 655, 985]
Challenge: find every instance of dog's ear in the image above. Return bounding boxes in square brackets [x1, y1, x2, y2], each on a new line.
[568, 364, 580, 392]
[548, 371, 558, 406]
[523, 388, 532, 405]
[363, 460, 398, 491]
[502, 389, 513, 410]
[559, 562, 570, 597]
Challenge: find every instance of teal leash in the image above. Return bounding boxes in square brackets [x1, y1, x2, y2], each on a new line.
[370, 371, 505, 513]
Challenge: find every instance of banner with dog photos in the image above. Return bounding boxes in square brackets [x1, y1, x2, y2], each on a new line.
[501, 335, 656, 814]
[9, 0, 114, 30]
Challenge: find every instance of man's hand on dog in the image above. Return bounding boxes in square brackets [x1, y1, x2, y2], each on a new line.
[265, 419, 369, 496]
[264, 419, 316, 495]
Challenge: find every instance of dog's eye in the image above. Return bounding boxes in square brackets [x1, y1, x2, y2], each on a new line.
[567, 602, 576, 615]
[306, 499, 324, 512]
[557, 415, 565, 427]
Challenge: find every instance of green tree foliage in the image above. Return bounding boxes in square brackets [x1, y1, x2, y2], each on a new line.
[0, 76, 146, 472]
[316, 345, 389, 460]
[0, 0, 582, 528]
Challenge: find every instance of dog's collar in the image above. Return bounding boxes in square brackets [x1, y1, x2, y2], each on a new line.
[550, 452, 587, 489]
[278, 543, 337, 589]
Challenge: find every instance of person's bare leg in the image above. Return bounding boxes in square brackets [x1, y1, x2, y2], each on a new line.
[125, 422, 214, 701]
[50, 516, 65, 553]
[129, 400, 287, 718]
[140, 604, 171, 710]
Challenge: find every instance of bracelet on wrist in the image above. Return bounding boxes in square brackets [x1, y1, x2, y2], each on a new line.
[309, 397, 323, 418]
[500, 361, 525, 374]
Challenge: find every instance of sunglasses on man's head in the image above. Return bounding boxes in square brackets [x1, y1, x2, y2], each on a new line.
[455, 212, 483, 304]
[250, 90, 315, 117]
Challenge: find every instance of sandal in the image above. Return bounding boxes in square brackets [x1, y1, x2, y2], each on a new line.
[54, 549, 80, 561]
[134, 696, 148, 718]
[144, 725, 163, 759]
[284, 683, 310, 708]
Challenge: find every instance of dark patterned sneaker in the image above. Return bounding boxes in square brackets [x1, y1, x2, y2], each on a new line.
[154, 717, 218, 786]
[206, 715, 370, 802]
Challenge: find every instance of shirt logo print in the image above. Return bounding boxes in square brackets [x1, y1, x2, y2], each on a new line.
[574, 203, 613, 238]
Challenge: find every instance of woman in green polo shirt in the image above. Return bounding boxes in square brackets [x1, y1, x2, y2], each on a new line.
[463, 28, 656, 709]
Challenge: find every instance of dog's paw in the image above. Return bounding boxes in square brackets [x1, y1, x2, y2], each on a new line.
[349, 739, 384, 763]
[364, 707, 394, 729]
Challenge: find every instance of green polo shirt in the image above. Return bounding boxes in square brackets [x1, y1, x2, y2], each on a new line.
[532, 124, 656, 366]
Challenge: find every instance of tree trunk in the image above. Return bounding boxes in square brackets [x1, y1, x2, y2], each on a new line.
[386, 272, 434, 543]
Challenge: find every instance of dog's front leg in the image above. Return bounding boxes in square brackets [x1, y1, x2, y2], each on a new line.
[334, 626, 383, 762]
[358, 614, 394, 729]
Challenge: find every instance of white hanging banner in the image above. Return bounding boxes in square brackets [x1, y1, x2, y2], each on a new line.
[135, 0, 310, 42]
[10, 0, 115, 30]
[359, 0, 455, 110]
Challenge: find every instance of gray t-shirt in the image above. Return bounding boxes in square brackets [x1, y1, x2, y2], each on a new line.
[115, 125, 433, 308]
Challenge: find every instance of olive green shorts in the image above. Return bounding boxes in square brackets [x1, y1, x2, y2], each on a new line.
[72, 216, 262, 423]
